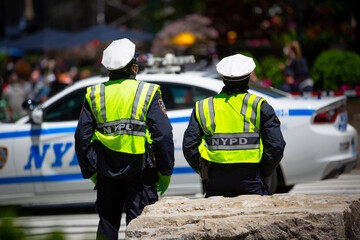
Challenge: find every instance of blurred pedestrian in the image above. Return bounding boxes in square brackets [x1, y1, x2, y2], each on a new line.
[280, 68, 299, 93]
[48, 65, 73, 97]
[280, 40, 313, 92]
[74, 38, 174, 240]
[27, 65, 52, 103]
[183, 54, 285, 197]
[2, 72, 28, 122]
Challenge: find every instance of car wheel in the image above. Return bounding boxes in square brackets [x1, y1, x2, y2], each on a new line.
[265, 171, 278, 195]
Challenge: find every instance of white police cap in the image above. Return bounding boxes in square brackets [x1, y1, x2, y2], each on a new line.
[101, 38, 136, 70]
[216, 54, 255, 81]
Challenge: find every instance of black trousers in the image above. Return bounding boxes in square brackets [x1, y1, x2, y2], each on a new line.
[95, 168, 158, 240]
[205, 163, 268, 198]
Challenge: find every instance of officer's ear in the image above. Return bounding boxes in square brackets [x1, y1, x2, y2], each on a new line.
[131, 63, 138, 76]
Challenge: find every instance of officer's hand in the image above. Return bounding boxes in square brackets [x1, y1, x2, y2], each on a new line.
[155, 171, 171, 195]
[90, 172, 98, 185]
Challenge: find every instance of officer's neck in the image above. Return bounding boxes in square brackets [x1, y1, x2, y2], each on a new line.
[221, 85, 249, 95]
[109, 71, 135, 81]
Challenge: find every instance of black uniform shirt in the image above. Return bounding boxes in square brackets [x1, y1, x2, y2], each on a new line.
[75, 80, 174, 179]
[182, 93, 286, 178]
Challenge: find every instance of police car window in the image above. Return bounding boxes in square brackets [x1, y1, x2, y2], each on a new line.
[249, 82, 288, 98]
[43, 88, 86, 122]
[194, 87, 216, 102]
[157, 83, 192, 110]
[151, 82, 216, 110]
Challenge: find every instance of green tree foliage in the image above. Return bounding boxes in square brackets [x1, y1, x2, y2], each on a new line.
[144, 0, 207, 33]
[239, 51, 263, 80]
[0, 218, 25, 240]
[260, 56, 284, 87]
[311, 49, 360, 90]
[45, 231, 65, 240]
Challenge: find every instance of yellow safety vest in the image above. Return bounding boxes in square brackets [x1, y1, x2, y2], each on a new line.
[85, 79, 159, 154]
[195, 92, 265, 164]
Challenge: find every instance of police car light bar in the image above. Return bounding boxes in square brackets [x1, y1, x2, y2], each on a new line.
[140, 53, 196, 74]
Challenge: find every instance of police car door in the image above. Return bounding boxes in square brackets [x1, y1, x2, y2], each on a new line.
[18, 86, 91, 195]
[0, 122, 31, 199]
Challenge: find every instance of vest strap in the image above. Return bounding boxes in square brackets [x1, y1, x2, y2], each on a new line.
[198, 97, 215, 135]
[140, 83, 156, 121]
[90, 85, 98, 122]
[131, 82, 156, 121]
[249, 94, 262, 132]
[89, 83, 106, 123]
[132, 81, 145, 119]
[241, 93, 262, 132]
[100, 83, 107, 122]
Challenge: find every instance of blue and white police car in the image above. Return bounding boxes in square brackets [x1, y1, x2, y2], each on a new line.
[0, 67, 358, 205]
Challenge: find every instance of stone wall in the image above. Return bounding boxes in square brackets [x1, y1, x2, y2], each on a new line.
[126, 194, 360, 240]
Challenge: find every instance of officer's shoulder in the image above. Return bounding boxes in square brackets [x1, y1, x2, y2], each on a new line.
[195, 95, 213, 105]
[260, 101, 276, 115]
[142, 81, 160, 90]
[260, 100, 272, 108]
[86, 81, 103, 91]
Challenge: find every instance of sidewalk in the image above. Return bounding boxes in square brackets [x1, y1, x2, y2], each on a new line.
[290, 168, 360, 195]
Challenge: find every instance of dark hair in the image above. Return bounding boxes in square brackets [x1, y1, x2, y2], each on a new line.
[108, 57, 138, 80]
[221, 78, 250, 95]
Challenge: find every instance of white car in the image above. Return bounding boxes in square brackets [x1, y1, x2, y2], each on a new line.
[0, 71, 358, 205]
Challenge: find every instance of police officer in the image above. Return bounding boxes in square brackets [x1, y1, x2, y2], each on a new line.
[183, 54, 285, 197]
[74, 38, 174, 240]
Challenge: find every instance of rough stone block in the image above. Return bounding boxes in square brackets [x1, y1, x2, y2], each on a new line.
[126, 194, 360, 239]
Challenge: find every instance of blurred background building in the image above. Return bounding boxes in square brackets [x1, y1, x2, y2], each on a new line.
[1, 0, 359, 54]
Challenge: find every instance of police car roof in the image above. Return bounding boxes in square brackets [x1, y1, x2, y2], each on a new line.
[71, 71, 224, 93]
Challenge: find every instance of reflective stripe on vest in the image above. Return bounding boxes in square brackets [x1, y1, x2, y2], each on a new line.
[241, 93, 262, 132]
[197, 96, 215, 135]
[90, 83, 106, 123]
[196, 93, 265, 164]
[132, 82, 156, 121]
